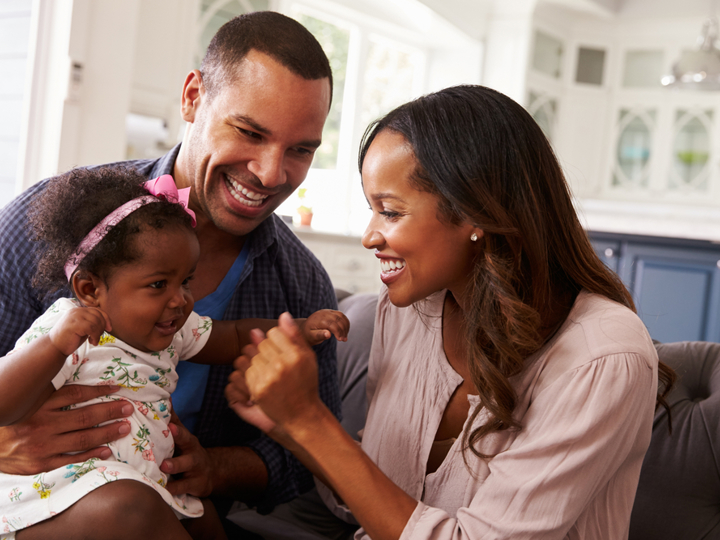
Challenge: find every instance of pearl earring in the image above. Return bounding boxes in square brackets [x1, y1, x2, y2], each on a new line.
[470, 233, 478, 242]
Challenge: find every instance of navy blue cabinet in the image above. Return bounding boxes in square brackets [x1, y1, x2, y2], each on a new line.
[589, 232, 720, 343]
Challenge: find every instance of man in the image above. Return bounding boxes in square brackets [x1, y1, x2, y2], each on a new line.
[0, 10, 339, 528]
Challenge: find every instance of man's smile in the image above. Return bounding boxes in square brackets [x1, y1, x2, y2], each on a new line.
[224, 174, 270, 208]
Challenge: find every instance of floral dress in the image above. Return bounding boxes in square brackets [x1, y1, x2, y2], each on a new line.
[0, 298, 212, 537]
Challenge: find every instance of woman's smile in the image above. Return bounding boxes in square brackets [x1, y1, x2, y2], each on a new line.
[376, 255, 407, 284]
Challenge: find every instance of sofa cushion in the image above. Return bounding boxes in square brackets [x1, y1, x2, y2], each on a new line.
[629, 341, 720, 539]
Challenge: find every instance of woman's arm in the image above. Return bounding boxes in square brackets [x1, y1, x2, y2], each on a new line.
[0, 306, 110, 426]
[189, 310, 349, 365]
[226, 313, 416, 540]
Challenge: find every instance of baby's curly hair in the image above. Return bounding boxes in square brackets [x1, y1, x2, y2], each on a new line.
[28, 166, 195, 295]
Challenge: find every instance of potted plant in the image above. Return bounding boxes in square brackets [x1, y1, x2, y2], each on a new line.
[297, 188, 313, 227]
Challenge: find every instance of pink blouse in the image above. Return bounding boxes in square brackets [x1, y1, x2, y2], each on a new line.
[354, 288, 658, 540]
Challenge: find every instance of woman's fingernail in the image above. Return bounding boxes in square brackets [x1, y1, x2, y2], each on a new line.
[122, 404, 133, 416]
[118, 422, 131, 435]
[100, 448, 112, 459]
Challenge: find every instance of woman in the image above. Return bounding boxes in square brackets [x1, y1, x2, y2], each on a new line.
[227, 85, 672, 540]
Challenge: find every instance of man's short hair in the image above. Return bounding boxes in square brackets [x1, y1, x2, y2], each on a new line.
[200, 11, 333, 103]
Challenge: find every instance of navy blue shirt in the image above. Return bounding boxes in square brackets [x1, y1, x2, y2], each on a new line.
[174, 241, 250, 434]
[0, 145, 341, 512]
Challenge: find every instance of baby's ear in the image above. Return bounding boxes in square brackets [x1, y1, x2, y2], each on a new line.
[72, 271, 104, 307]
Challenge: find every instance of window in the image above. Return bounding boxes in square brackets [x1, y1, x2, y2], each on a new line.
[274, 1, 450, 236]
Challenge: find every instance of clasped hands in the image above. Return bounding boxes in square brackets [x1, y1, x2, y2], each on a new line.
[226, 312, 335, 443]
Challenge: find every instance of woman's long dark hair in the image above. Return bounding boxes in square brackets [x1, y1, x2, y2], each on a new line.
[359, 85, 675, 458]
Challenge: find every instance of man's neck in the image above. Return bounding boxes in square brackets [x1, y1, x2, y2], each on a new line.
[190, 213, 247, 301]
[172, 145, 191, 190]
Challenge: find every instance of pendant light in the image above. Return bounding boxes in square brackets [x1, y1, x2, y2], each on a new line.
[662, 11, 720, 90]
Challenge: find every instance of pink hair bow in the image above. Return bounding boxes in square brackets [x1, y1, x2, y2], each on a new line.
[143, 175, 196, 226]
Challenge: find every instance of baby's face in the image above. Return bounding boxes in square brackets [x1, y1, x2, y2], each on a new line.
[94, 226, 200, 352]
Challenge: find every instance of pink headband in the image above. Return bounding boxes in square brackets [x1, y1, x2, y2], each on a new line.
[64, 174, 196, 281]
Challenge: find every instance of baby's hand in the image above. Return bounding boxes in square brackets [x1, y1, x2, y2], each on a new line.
[299, 309, 350, 346]
[48, 307, 112, 356]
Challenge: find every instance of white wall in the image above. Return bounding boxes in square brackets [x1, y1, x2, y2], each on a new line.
[58, 0, 140, 171]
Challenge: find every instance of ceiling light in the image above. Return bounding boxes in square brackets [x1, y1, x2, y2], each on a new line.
[662, 17, 720, 91]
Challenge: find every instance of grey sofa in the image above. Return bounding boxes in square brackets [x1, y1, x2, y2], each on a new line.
[629, 341, 720, 539]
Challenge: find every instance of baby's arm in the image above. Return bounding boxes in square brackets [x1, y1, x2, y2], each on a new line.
[299, 309, 349, 346]
[0, 307, 110, 426]
[189, 310, 349, 365]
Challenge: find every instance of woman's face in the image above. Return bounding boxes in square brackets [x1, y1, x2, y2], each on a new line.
[361, 130, 479, 308]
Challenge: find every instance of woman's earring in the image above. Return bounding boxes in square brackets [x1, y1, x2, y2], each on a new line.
[470, 233, 478, 242]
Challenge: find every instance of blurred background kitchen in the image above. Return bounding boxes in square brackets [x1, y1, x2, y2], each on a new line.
[4, 0, 720, 343]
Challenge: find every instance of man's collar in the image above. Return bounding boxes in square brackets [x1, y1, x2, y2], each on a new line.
[246, 213, 279, 261]
[150, 144, 182, 178]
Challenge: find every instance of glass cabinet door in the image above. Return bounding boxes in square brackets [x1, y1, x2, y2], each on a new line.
[532, 30, 563, 79]
[671, 110, 712, 191]
[528, 91, 557, 142]
[613, 109, 656, 188]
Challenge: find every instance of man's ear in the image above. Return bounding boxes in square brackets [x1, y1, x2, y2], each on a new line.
[181, 69, 205, 123]
[72, 272, 104, 308]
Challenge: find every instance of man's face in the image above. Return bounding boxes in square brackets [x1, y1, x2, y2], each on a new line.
[179, 50, 331, 237]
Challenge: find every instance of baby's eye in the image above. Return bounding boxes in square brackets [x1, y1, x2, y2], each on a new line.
[182, 275, 194, 287]
[149, 280, 166, 289]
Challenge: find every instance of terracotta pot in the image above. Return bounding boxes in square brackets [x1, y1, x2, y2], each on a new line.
[299, 212, 313, 227]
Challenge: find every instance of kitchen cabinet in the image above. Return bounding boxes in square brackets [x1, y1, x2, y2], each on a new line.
[589, 231, 720, 343]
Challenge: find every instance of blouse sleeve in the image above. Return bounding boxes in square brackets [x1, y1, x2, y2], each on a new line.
[400, 352, 656, 540]
[365, 286, 391, 410]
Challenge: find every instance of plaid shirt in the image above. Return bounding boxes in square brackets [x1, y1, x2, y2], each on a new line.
[0, 145, 341, 512]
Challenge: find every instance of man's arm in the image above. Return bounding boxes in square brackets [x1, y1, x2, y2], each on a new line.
[161, 418, 268, 502]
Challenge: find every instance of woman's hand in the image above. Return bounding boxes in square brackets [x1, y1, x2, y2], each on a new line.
[226, 332, 279, 436]
[226, 314, 324, 438]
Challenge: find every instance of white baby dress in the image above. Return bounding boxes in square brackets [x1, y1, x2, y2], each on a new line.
[0, 298, 212, 537]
